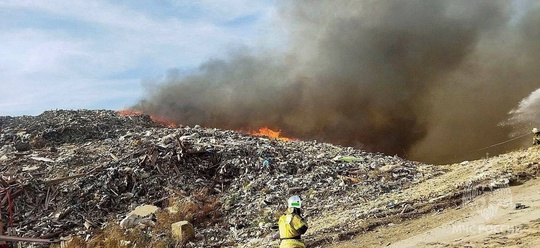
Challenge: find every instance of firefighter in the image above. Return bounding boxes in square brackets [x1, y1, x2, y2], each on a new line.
[274, 195, 308, 248]
[533, 128, 540, 146]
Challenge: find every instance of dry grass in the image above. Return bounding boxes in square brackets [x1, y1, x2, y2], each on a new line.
[52, 187, 221, 248]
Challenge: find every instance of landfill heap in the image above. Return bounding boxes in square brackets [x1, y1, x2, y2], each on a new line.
[0, 110, 448, 247]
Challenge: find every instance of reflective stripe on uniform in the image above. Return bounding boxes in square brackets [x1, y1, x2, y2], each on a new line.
[278, 213, 307, 240]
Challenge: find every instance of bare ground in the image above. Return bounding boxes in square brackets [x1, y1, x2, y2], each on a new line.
[326, 146, 540, 248]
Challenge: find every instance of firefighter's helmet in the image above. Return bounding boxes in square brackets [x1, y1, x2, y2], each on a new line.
[288, 195, 302, 208]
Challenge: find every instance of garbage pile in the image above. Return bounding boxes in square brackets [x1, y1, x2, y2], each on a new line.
[0, 110, 446, 247]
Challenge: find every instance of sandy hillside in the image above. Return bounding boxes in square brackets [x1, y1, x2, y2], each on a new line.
[328, 146, 540, 248]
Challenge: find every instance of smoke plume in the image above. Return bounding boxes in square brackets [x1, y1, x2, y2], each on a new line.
[504, 88, 540, 135]
[135, 0, 540, 164]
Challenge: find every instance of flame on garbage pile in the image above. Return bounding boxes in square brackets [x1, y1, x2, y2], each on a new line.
[117, 109, 179, 128]
[117, 109, 143, 116]
[250, 127, 294, 141]
[134, 0, 540, 164]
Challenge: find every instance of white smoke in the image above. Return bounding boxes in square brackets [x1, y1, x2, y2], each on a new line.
[505, 88, 540, 136]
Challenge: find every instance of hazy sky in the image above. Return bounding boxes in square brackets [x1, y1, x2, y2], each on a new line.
[0, 0, 280, 116]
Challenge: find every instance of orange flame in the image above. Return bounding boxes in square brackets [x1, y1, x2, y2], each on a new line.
[117, 110, 178, 128]
[117, 109, 143, 116]
[251, 127, 293, 141]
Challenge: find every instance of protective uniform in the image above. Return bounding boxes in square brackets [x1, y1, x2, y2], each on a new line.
[278, 196, 308, 248]
[533, 128, 540, 146]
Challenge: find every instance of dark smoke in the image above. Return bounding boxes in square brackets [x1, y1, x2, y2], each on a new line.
[135, 0, 540, 164]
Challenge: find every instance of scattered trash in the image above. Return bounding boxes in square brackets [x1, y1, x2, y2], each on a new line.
[171, 221, 195, 243]
[332, 155, 365, 162]
[128, 205, 159, 218]
[120, 215, 148, 229]
[0, 109, 489, 247]
[515, 203, 529, 210]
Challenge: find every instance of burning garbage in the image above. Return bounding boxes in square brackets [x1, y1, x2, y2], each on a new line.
[1, 109, 537, 247]
[0, 110, 439, 247]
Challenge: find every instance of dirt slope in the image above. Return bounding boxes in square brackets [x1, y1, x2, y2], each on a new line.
[328, 146, 540, 248]
[392, 177, 540, 247]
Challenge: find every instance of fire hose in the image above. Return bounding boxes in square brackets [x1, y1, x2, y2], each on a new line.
[477, 132, 532, 151]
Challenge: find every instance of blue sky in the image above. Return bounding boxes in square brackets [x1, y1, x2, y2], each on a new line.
[0, 0, 281, 116]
